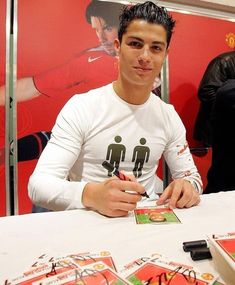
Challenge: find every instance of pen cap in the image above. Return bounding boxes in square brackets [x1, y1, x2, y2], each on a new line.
[183, 240, 208, 252]
[102, 161, 114, 172]
[190, 248, 212, 261]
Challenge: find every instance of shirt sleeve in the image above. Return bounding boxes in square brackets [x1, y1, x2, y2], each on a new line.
[28, 96, 88, 210]
[33, 53, 87, 98]
[163, 106, 203, 194]
[33, 50, 118, 98]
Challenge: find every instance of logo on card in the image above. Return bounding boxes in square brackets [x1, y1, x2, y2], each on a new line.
[88, 56, 102, 63]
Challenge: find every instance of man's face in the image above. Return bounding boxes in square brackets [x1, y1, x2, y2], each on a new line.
[149, 212, 166, 222]
[91, 16, 118, 56]
[115, 20, 168, 87]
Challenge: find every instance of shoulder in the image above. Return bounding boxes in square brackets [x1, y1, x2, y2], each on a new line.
[64, 84, 113, 110]
[209, 51, 235, 66]
[150, 94, 175, 114]
[151, 94, 184, 131]
[74, 48, 116, 65]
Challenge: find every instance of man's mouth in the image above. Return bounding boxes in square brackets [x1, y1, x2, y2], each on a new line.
[134, 66, 152, 72]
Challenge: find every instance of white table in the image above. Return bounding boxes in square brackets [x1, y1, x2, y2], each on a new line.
[1, 191, 235, 283]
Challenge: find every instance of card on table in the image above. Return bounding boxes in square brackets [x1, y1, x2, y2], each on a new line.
[32, 262, 131, 285]
[121, 258, 218, 285]
[134, 206, 181, 224]
[215, 237, 235, 262]
[9, 258, 77, 285]
[68, 251, 117, 271]
[209, 232, 235, 285]
[30, 251, 116, 271]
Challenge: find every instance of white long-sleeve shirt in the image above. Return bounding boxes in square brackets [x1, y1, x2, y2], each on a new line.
[28, 83, 202, 210]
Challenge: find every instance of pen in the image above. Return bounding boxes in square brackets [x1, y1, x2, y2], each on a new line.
[190, 248, 212, 261]
[102, 160, 150, 198]
[182, 239, 208, 252]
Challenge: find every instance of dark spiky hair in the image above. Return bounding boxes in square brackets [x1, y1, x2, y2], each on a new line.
[86, 0, 124, 28]
[118, 1, 175, 48]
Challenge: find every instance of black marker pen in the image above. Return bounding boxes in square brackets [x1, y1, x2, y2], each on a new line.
[102, 161, 150, 198]
[182, 239, 208, 252]
[190, 248, 212, 261]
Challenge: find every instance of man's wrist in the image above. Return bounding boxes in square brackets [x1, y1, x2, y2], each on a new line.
[184, 178, 201, 194]
[82, 182, 100, 209]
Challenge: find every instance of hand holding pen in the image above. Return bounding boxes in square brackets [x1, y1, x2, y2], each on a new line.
[82, 161, 147, 217]
[102, 161, 150, 198]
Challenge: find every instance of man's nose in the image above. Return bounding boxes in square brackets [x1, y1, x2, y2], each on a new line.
[138, 47, 151, 63]
[97, 30, 106, 42]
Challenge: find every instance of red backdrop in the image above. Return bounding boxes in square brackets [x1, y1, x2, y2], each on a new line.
[169, 12, 234, 146]
[0, 1, 234, 215]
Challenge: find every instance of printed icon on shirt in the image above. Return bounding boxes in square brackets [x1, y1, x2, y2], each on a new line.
[105, 135, 126, 176]
[105, 136, 150, 178]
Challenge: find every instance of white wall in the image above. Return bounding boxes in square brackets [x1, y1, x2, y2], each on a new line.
[158, 0, 235, 21]
[111, 0, 235, 20]
[168, 0, 235, 13]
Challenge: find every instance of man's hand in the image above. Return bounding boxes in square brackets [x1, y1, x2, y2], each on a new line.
[157, 178, 200, 209]
[82, 177, 145, 217]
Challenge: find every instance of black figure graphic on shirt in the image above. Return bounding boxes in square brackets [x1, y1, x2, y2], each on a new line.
[106, 135, 126, 176]
[132, 138, 150, 178]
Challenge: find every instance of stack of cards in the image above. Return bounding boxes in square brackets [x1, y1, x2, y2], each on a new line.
[209, 232, 235, 285]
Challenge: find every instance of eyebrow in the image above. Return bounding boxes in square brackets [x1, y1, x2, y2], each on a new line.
[127, 36, 166, 47]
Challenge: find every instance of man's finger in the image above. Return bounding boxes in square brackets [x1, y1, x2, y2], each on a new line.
[168, 186, 183, 209]
[182, 194, 201, 208]
[156, 185, 172, 205]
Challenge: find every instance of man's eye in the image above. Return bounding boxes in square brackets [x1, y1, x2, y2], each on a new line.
[129, 41, 142, 48]
[152, 46, 162, 52]
[104, 25, 113, 32]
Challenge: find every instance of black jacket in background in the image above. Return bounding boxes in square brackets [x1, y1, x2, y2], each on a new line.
[205, 79, 235, 193]
[194, 51, 235, 146]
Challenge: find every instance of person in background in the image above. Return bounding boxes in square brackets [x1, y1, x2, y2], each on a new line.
[0, 0, 123, 105]
[194, 51, 235, 147]
[205, 79, 235, 193]
[28, 1, 202, 217]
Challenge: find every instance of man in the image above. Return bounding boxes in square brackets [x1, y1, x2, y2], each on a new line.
[194, 51, 235, 147]
[28, 1, 202, 217]
[0, 0, 123, 105]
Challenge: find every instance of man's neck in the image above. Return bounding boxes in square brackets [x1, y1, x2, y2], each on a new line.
[113, 79, 152, 105]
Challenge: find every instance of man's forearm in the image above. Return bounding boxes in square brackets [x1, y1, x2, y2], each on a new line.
[0, 76, 40, 106]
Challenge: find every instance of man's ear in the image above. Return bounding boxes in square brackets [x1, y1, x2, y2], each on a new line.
[114, 39, 120, 55]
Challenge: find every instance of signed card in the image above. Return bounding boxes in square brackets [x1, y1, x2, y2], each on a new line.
[120, 253, 163, 273]
[33, 262, 131, 285]
[68, 251, 117, 271]
[30, 251, 116, 271]
[123, 260, 217, 285]
[9, 258, 77, 285]
[134, 207, 181, 224]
